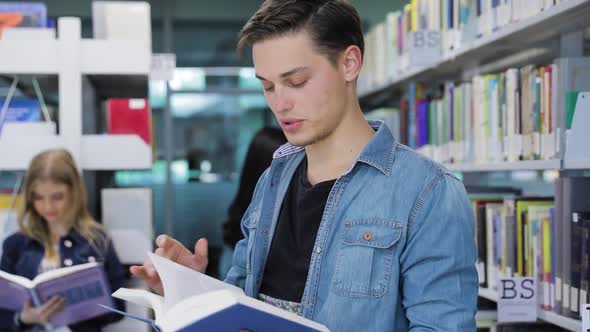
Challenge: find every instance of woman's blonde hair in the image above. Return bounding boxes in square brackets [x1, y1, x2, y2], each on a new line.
[18, 149, 108, 258]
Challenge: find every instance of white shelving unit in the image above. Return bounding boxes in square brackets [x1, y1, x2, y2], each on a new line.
[0, 17, 152, 170]
[444, 160, 562, 172]
[478, 288, 582, 331]
[359, 0, 590, 99]
[564, 160, 590, 170]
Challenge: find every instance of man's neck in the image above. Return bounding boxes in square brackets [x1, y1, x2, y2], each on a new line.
[304, 104, 374, 186]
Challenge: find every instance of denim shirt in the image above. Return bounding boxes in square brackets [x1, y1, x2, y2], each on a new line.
[0, 229, 125, 332]
[225, 121, 478, 332]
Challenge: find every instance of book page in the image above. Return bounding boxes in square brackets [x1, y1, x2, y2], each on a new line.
[147, 252, 244, 313]
[0, 269, 33, 288]
[32, 261, 100, 286]
[112, 288, 164, 321]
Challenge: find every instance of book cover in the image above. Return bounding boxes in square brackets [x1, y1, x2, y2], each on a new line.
[106, 98, 152, 145]
[0, 98, 41, 122]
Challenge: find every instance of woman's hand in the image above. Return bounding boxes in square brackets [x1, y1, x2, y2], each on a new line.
[19, 296, 65, 325]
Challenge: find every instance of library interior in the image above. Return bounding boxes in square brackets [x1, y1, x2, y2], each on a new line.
[1, 0, 590, 331]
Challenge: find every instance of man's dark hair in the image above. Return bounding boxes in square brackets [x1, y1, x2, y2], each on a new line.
[238, 0, 364, 65]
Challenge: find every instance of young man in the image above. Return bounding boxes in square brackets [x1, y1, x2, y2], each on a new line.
[131, 0, 478, 330]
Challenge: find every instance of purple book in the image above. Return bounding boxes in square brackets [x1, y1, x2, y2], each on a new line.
[417, 100, 429, 148]
[0, 262, 113, 326]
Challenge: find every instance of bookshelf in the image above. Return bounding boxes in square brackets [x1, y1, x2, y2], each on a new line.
[362, 1, 590, 331]
[478, 288, 582, 331]
[359, 0, 590, 100]
[0, 17, 152, 171]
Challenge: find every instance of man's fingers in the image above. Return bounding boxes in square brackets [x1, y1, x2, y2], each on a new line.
[194, 238, 209, 259]
[156, 235, 187, 261]
[130, 265, 148, 278]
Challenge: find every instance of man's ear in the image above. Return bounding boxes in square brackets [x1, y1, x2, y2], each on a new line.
[341, 45, 362, 82]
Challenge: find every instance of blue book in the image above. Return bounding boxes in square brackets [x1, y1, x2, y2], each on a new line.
[0, 98, 41, 122]
[106, 253, 330, 332]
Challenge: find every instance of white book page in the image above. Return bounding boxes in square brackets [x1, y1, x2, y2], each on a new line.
[147, 252, 244, 313]
[112, 288, 164, 321]
[0, 269, 33, 288]
[31, 262, 100, 286]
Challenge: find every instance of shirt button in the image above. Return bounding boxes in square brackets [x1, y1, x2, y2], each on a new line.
[64, 240, 73, 248]
[64, 258, 73, 266]
[88, 256, 96, 262]
[315, 246, 322, 254]
[363, 232, 373, 241]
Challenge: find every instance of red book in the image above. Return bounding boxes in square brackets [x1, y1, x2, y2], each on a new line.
[106, 98, 151, 145]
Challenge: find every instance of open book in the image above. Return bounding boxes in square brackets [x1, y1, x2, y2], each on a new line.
[0, 261, 114, 326]
[107, 252, 330, 332]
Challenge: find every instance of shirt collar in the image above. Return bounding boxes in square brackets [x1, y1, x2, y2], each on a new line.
[64, 227, 86, 245]
[272, 120, 397, 175]
[23, 226, 86, 247]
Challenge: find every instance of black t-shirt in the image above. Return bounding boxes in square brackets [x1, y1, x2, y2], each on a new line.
[259, 157, 336, 302]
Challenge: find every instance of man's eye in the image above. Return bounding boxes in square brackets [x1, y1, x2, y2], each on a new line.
[289, 81, 307, 88]
[263, 85, 274, 92]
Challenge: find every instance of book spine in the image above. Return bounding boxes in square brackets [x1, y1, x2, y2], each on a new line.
[570, 212, 584, 317]
[580, 219, 590, 317]
[30, 288, 42, 307]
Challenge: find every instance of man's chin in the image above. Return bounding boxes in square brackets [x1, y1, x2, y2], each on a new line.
[286, 136, 313, 147]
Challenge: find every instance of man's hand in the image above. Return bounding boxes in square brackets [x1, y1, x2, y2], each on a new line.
[19, 297, 64, 325]
[130, 235, 209, 295]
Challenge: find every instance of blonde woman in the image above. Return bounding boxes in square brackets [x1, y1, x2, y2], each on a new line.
[0, 149, 125, 332]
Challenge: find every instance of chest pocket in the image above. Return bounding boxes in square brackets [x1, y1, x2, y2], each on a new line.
[332, 219, 403, 298]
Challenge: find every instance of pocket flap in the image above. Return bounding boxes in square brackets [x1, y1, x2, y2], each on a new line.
[343, 220, 403, 248]
[242, 207, 260, 229]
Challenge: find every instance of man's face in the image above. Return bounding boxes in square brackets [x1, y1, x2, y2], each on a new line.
[253, 31, 349, 147]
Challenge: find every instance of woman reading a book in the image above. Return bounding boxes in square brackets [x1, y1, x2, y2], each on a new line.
[0, 149, 125, 332]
